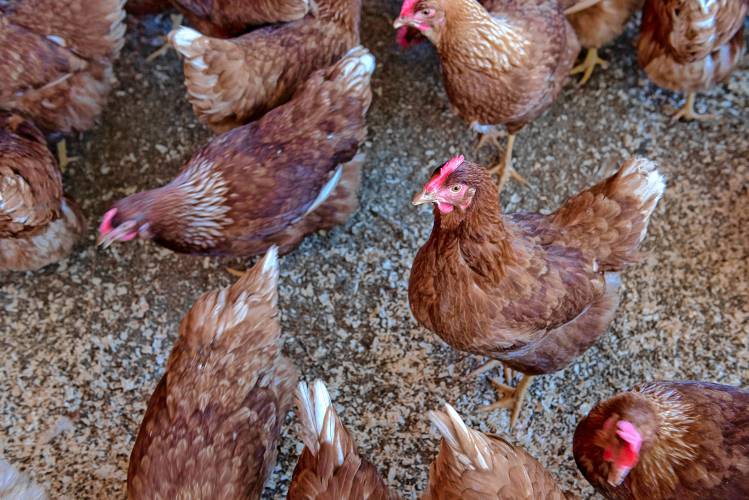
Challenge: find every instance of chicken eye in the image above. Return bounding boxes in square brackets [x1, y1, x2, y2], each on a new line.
[450, 184, 462, 193]
[420, 8, 435, 16]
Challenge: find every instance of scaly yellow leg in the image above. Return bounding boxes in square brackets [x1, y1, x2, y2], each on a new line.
[570, 48, 608, 86]
[56, 140, 78, 171]
[670, 93, 718, 123]
[486, 134, 528, 192]
[479, 370, 535, 429]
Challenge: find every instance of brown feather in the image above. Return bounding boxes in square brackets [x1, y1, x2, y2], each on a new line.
[127, 249, 299, 499]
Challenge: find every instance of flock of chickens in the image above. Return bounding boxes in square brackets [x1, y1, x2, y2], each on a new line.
[0, 0, 747, 498]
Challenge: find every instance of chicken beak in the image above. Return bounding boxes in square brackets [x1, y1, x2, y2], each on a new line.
[96, 221, 136, 248]
[393, 17, 407, 30]
[606, 466, 629, 487]
[412, 190, 434, 206]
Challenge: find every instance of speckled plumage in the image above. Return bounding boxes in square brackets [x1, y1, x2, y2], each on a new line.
[101, 46, 374, 257]
[288, 380, 398, 500]
[127, 248, 299, 499]
[638, 0, 747, 94]
[424, 404, 569, 499]
[409, 157, 664, 375]
[0, 113, 85, 271]
[169, 0, 361, 131]
[0, 0, 125, 133]
[574, 381, 749, 500]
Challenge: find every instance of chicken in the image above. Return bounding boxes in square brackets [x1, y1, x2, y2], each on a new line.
[125, 0, 171, 16]
[168, 0, 361, 132]
[408, 155, 665, 428]
[0, 458, 46, 500]
[127, 247, 299, 499]
[0, 0, 126, 167]
[0, 112, 86, 272]
[638, 0, 747, 122]
[97, 46, 374, 257]
[424, 403, 568, 499]
[169, 0, 314, 37]
[393, 0, 579, 190]
[562, 0, 644, 85]
[288, 380, 397, 500]
[573, 381, 749, 499]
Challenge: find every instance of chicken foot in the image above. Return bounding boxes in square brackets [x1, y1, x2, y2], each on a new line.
[570, 48, 608, 86]
[671, 93, 717, 123]
[146, 14, 183, 62]
[474, 131, 528, 192]
[56, 140, 78, 171]
[479, 369, 534, 429]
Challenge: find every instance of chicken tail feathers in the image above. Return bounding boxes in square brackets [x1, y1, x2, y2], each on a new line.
[428, 404, 494, 472]
[551, 157, 665, 271]
[320, 46, 376, 112]
[295, 379, 353, 465]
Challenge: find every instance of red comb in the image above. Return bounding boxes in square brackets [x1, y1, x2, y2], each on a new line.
[425, 155, 464, 192]
[99, 208, 117, 235]
[400, 0, 420, 17]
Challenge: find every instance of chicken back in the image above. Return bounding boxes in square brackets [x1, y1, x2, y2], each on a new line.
[127, 247, 299, 499]
[424, 403, 569, 499]
[0, 0, 126, 133]
[288, 380, 398, 500]
[98, 46, 374, 257]
[169, 0, 361, 131]
[573, 380, 749, 499]
[0, 112, 85, 271]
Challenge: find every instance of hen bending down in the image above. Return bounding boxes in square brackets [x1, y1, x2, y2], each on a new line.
[424, 404, 568, 499]
[638, 0, 747, 122]
[168, 0, 361, 132]
[409, 155, 665, 428]
[288, 380, 398, 499]
[127, 248, 299, 499]
[98, 46, 374, 258]
[394, 0, 579, 191]
[0, 112, 85, 272]
[0, 0, 126, 166]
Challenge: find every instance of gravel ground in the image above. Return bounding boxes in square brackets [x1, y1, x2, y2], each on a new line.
[1, 4, 747, 499]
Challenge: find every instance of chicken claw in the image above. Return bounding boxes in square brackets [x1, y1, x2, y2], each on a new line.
[570, 48, 608, 86]
[670, 93, 718, 123]
[479, 370, 534, 429]
[467, 359, 502, 379]
[485, 134, 528, 192]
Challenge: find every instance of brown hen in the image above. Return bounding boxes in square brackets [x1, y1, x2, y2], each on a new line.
[0, 112, 85, 272]
[97, 46, 374, 257]
[168, 0, 360, 131]
[638, 0, 748, 121]
[393, 0, 579, 190]
[288, 379, 398, 500]
[424, 404, 569, 499]
[0, 0, 125, 157]
[574, 381, 749, 499]
[409, 155, 665, 428]
[127, 247, 299, 499]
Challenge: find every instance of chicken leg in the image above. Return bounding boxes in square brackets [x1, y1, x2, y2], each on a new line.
[478, 368, 534, 429]
[671, 93, 717, 123]
[570, 48, 608, 86]
[475, 130, 527, 192]
[56, 139, 78, 171]
[146, 14, 183, 62]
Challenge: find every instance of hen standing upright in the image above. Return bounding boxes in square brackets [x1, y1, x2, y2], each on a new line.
[424, 404, 568, 499]
[408, 155, 665, 428]
[127, 248, 299, 499]
[288, 380, 398, 500]
[0, 112, 85, 272]
[0, 0, 126, 166]
[638, 0, 748, 122]
[393, 0, 579, 190]
[168, 0, 361, 131]
[98, 46, 374, 257]
[574, 381, 749, 499]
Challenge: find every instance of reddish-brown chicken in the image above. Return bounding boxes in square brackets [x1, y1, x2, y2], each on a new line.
[168, 0, 360, 132]
[0, 0, 125, 165]
[409, 155, 665, 428]
[562, 0, 644, 85]
[0, 112, 85, 272]
[424, 403, 568, 499]
[97, 46, 374, 257]
[573, 381, 749, 499]
[638, 0, 747, 121]
[127, 247, 299, 499]
[125, 0, 171, 16]
[170, 0, 314, 37]
[393, 0, 579, 189]
[288, 379, 398, 499]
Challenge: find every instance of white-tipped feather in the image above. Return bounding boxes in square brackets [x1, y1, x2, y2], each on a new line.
[340, 46, 376, 78]
[171, 26, 202, 50]
[296, 379, 347, 466]
[260, 245, 279, 277]
[428, 404, 492, 471]
[305, 165, 343, 216]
